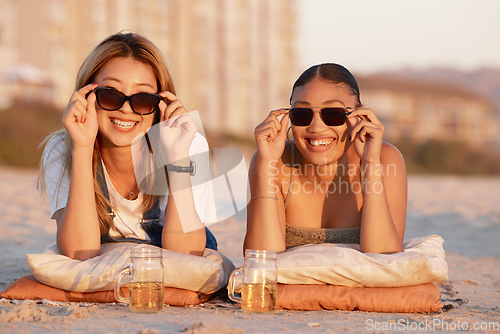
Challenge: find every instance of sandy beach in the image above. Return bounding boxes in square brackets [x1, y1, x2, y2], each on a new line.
[0, 166, 499, 333]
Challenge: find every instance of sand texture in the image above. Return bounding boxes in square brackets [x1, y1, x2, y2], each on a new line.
[0, 167, 499, 333]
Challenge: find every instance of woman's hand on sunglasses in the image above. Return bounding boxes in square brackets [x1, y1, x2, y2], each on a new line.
[254, 109, 290, 163]
[346, 107, 384, 164]
[159, 91, 189, 121]
[159, 113, 197, 164]
[62, 83, 99, 149]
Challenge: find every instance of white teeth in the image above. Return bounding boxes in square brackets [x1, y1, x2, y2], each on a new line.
[111, 118, 137, 129]
[309, 138, 334, 146]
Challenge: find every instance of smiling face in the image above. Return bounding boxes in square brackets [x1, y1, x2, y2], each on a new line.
[93, 57, 158, 149]
[290, 76, 358, 165]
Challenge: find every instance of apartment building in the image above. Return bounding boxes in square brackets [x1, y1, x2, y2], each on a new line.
[0, 0, 298, 137]
[357, 75, 497, 146]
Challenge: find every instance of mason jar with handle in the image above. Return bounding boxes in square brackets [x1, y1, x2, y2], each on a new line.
[114, 246, 164, 313]
[228, 249, 277, 312]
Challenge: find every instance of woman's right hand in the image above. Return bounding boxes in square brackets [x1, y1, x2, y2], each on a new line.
[254, 109, 289, 163]
[62, 83, 99, 149]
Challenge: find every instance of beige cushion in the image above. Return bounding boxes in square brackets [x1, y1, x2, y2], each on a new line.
[27, 243, 235, 294]
[277, 235, 448, 287]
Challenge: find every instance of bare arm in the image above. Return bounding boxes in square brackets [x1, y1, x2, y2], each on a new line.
[162, 156, 206, 256]
[55, 83, 101, 259]
[348, 107, 406, 253]
[359, 143, 407, 253]
[244, 153, 287, 252]
[244, 109, 290, 252]
[158, 105, 206, 256]
[55, 146, 101, 259]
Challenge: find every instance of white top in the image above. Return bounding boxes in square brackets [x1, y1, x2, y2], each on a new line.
[43, 132, 216, 240]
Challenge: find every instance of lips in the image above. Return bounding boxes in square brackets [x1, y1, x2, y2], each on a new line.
[304, 136, 337, 152]
[110, 117, 139, 130]
[307, 138, 334, 146]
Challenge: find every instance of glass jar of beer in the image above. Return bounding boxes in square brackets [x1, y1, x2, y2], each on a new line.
[228, 249, 277, 312]
[114, 246, 164, 313]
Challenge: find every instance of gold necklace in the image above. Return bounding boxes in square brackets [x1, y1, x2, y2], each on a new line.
[106, 168, 139, 200]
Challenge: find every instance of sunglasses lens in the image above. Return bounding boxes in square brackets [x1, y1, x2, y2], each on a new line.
[321, 108, 347, 126]
[95, 88, 160, 115]
[289, 108, 313, 126]
[95, 89, 125, 110]
[130, 93, 160, 115]
[289, 107, 347, 126]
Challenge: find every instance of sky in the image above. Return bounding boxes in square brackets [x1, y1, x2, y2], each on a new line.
[298, 0, 500, 74]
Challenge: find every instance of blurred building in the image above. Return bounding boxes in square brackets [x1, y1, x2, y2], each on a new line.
[357, 75, 498, 147]
[1, 64, 55, 107]
[0, 0, 298, 137]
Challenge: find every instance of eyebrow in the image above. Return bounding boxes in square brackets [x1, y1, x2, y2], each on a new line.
[293, 99, 346, 106]
[323, 99, 346, 106]
[100, 77, 155, 89]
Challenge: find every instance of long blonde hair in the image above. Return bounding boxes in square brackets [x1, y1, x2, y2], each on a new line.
[39, 32, 176, 235]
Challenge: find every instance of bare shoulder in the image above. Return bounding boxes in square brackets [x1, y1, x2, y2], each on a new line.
[380, 142, 406, 179]
[381, 142, 405, 165]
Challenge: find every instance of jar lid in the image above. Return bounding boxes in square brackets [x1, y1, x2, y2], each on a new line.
[130, 246, 163, 258]
[244, 249, 277, 259]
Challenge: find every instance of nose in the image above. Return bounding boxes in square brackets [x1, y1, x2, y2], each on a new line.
[119, 100, 134, 114]
[308, 110, 328, 131]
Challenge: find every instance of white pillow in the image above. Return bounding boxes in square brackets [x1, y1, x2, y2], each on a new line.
[277, 235, 448, 287]
[26, 243, 235, 294]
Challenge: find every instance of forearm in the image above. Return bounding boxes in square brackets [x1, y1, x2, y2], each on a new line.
[359, 163, 403, 253]
[244, 159, 286, 252]
[57, 147, 101, 259]
[162, 159, 206, 256]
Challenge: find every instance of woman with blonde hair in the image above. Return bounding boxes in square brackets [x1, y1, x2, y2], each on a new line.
[245, 63, 407, 254]
[40, 32, 216, 260]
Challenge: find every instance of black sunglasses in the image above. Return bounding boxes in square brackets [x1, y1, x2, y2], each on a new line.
[289, 107, 351, 127]
[89, 87, 162, 115]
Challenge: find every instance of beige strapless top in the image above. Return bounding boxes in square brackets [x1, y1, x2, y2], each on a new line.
[285, 224, 360, 248]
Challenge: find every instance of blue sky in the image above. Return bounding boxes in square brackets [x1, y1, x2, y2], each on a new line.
[298, 0, 500, 73]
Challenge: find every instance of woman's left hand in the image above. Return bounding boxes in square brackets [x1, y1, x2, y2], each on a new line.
[160, 113, 197, 163]
[159, 91, 189, 121]
[158, 92, 196, 163]
[347, 107, 384, 164]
